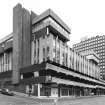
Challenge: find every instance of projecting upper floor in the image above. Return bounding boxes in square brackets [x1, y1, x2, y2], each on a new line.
[32, 9, 71, 42]
[0, 33, 13, 73]
[0, 33, 13, 54]
[31, 31, 100, 80]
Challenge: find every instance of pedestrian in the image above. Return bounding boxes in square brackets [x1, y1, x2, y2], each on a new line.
[29, 88, 31, 96]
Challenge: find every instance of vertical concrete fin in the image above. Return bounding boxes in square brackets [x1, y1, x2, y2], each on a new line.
[22, 8, 31, 67]
[12, 3, 23, 84]
[12, 3, 32, 84]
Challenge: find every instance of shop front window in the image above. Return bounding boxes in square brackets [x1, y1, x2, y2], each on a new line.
[61, 88, 68, 96]
[40, 85, 51, 96]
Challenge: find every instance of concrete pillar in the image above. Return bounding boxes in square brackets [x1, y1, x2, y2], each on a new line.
[39, 37, 43, 63]
[22, 8, 31, 67]
[60, 88, 62, 97]
[55, 36, 57, 63]
[58, 86, 61, 97]
[68, 89, 69, 96]
[12, 3, 23, 84]
[49, 34, 53, 61]
[31, 41, 35, 64]
[60, 41, 62, 65]
[4, 53, 6, 72]
[38, 84, 40, 97]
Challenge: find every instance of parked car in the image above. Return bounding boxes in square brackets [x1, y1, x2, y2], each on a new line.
[1, 88, 14, 96]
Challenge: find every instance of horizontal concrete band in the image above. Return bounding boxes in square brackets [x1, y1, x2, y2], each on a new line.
[52, 77, 97, 88]
[46, 63, 105, 86]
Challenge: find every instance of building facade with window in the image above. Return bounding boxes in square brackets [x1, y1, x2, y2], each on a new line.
[73, 35, 105, 80]
[0, 3, 105, 97]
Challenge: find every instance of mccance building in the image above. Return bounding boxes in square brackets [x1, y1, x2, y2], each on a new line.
[73, 35, 105, 80]
[0, 3, 105, 97]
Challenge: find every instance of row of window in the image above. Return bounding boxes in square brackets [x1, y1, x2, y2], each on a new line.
[74, 43, 105, 52]
[0, 51, 12, 72]
[74, 39, 105, 49]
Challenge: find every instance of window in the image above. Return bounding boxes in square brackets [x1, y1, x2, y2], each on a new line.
[47, 46, 50, 60]
[1, 54, 4, 72]
[53, 35, 56, 62]
[61, 88, 68, 96]
[56, 38, 60, 63]
[33, 39, 36, 64]
[0, 52, 12, 73]
[43, 48, 45, 62]
[62, 42, 65, 65]
[37, 39, 39, 63]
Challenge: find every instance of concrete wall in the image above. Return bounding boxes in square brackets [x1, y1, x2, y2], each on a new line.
[12, 3, 32, 84]
[22, 8, 31, 67]
[12, 4, 23, 84]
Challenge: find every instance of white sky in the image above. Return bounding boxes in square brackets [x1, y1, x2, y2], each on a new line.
[0, 0, 105, 47]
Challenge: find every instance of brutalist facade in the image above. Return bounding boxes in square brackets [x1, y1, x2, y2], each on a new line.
[0, 3, 105, 97]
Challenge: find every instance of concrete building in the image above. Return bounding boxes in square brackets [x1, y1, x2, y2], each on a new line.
[0, 3, 105, 97]
[73, 35, 105, 80]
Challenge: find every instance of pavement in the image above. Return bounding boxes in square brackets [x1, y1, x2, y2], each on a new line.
[0, 94, 41, 105]
[57, 95, 105, 105]
[14, 91, 104, 100]
[13, 91, 105, 104]
[0, 92, 105, 105]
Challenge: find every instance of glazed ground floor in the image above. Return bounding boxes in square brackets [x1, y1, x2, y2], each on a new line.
[12, 83, 105, 97]
[0, 78, 105, 97]
[26, 84, 105, 97]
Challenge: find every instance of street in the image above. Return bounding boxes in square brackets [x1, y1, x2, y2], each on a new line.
[0, 94, 41, 105]
[57, 96, 105, 105]
[0, 94, 105, 105]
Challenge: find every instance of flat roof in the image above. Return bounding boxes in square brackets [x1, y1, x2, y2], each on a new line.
[32, 9, 71, 33]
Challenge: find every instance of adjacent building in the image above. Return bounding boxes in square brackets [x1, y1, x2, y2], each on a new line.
[0, 3, 105, 97]
[73, 35, 105, 80]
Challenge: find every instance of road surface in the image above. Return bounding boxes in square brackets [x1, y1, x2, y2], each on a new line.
[0, 94, 105, 105]
[57, 96, 105, 105]
[0, 94, 40, 105]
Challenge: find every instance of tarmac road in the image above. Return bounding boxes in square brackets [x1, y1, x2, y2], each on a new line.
[0, 94, 40, 105]
[57, 95, 105, 105]
[0, 93, 105, 105]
